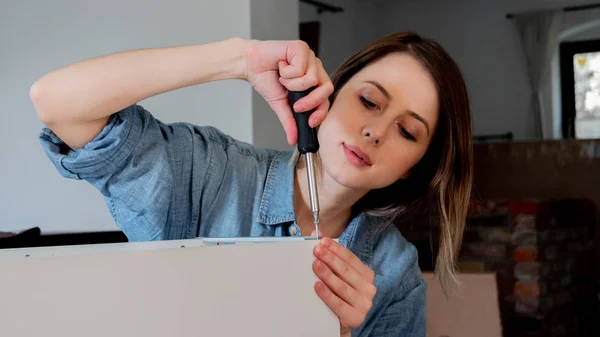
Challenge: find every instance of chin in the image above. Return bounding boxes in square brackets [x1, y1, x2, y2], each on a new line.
[326, 168, 366, 189]
[321, 157, 386, 190]
[318, 140, 396, 190]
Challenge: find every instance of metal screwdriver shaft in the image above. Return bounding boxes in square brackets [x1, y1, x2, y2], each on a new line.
[305, 151, 320, 237]
[288, 87, 320, 240]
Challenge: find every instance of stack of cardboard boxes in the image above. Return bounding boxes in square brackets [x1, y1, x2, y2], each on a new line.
[463, 198, 597, 337]
[403, 139, 600, 336]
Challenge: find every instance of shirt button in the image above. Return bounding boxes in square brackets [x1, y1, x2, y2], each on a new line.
[290, 225, 298, 236]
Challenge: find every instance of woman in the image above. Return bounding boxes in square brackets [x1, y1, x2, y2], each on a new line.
[31, 31, 472, 336]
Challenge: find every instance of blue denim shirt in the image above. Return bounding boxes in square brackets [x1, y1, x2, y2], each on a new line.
[39, 104, 426, 336]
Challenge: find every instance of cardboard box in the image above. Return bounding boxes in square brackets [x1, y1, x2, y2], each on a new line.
[424, 272, 502, 337]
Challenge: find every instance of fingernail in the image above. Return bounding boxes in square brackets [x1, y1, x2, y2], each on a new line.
[313, 259, 322, 271]
[315, 281, 325, 292]
[314, 245, 323, 257]
[294, 103, 304, 112]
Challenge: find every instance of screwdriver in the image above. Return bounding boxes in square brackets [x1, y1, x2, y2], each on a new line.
[288, 87, 320, 240]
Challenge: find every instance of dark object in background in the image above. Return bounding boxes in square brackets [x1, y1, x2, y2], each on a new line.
[0, 227, 42, 249]
[300, 21, 320, 57]
[473, 132, 514, 143]
[299, 0, 344, 15]
[0, 228, 127, 249]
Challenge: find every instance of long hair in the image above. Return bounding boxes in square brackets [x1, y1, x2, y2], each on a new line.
[324, 32, 473, 293]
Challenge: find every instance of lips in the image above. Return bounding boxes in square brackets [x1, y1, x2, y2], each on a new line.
[343, 143, 372, 166]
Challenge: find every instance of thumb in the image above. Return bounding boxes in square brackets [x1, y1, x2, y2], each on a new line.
[267, 98, 298, 146]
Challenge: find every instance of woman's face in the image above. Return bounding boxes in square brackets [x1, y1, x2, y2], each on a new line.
[318, 52, 440, 191]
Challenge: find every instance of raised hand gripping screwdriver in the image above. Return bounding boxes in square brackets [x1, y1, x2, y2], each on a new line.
[288, 87, 320, 240]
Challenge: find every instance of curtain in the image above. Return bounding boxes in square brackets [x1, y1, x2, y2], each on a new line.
[513, 10, 564, 139]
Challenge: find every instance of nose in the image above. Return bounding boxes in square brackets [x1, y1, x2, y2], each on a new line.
[362, 128, 380, 145]
[363, 117, 396, 145]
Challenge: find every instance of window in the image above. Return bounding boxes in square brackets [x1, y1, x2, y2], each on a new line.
[559, 39, 600, 139]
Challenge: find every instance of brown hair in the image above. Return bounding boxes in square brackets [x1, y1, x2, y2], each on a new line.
[330, 31, 473, 292]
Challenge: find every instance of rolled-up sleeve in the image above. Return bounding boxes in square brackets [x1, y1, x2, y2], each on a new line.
[40, 105, 144, 182]
[39, 104, 217, 241]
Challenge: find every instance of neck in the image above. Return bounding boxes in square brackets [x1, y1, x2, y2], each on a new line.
[294, 154, 368, 238]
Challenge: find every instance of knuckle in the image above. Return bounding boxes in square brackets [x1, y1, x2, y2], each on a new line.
[340, 262, 351, 279]
[342, 283, 353, 300]
[296, 40, 309, 50]
[333, 298, 344, 312]
[367, 269, 375, 282]
[316, 260, 326, 274]
[322, 264, 332, 277]
[363, 299, 373, 313]
[326, 82, 334, 94]
[319, 247, 330, 261]
[366, 284, 377, 298]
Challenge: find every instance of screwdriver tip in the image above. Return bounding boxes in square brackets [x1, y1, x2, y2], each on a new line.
[313, 212, 319, 239]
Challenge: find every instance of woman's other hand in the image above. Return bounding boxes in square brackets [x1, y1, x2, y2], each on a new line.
[312, 236, 377, 337]
[244, 39, 333, 145]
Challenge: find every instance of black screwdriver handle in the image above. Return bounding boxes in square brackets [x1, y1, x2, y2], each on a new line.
[288, 87, 319, 154]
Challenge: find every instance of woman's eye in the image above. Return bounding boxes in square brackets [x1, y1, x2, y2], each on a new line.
[360, 96, 377, 109]
[399, 126, 416, 142]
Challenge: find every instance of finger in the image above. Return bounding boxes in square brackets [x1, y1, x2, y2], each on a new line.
[292, 82, 332, 124]
[279, 41, 310, 79]
[314, 281, 366, 329]
[278, 55, 319, 92]
[320, 237, 375, 283]
[267, 98, 298, 145]
[277, 80, 329, 128]
[281, 80, 331, 126]
[309, 97, 330, 128]
[314, 243, 372, 292]
[308, 61, 333, 127]
[278, 60, 290, 77]
[286, 60, 333, 114]
[313, 259, 362, 307]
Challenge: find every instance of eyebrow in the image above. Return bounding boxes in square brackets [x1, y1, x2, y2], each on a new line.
[365, 80, 430, 135]
[365, 80, 392, 100]
[407, 110, 430, 135]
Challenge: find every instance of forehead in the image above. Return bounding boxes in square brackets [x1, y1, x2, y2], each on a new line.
[349, 53, 439, 129]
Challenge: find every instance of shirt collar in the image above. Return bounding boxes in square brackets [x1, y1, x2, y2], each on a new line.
[257, 150, 375, 266]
